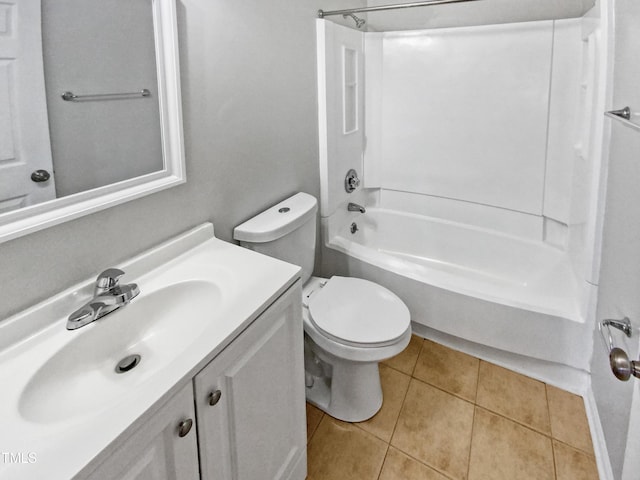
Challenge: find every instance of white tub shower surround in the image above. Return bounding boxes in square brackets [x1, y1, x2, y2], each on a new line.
[317, 7, 608, 372]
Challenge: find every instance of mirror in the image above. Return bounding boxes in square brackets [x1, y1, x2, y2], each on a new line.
[0, 0, 185, 243]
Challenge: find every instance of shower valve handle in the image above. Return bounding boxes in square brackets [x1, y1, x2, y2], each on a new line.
[345, 169, 360, 193]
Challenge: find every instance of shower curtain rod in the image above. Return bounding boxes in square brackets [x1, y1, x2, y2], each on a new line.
[318, 0, 481, 19]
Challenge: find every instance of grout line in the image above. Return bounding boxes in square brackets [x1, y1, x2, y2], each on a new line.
[388, 372, 413, 446]
[475, 405, 555, 439]
[475, 359, 482, 402]
[376, 444, 391, 480]
[351, 419, 387, 441]
[391, 448, 458, 480]
[410, 337, 424, 377]
[545, 383, 558, 480]
[467, 405, 478, 478]
[545, 383, 555, 437]
[349, 418, 393, 445]
[381, 361, 412, 377]
[552, 438, 596, 458]
[307, 409, 325, 445]
[466, 357, 481, 477]
[551, 439, 558, 480]
[410, 376, 476, 407]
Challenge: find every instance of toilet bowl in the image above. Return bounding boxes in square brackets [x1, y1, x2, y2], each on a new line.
[233, 192, 412, 422]
[302, 276, 411, 421]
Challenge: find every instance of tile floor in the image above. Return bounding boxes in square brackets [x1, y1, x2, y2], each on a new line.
[305, 335, 599, 480]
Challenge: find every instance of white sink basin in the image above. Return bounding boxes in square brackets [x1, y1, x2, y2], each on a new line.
[0, 224, 300, 480]
[19, 280, 220, 424]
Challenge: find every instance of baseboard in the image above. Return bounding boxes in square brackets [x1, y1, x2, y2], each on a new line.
[584, 385, 614, 480]
[286, 449, 307, 480]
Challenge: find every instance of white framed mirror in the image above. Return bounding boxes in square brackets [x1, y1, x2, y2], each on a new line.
[0, 0, 185, 243]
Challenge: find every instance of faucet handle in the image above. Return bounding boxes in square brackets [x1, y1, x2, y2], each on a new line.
[95, 268, 125, 295]
[67, 302, 107, 330]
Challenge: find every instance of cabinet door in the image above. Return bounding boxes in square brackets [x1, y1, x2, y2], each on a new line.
[194, 282, 306, 480]
[84, 383, 199, 480]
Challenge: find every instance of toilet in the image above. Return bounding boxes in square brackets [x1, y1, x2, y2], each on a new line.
[233, 192, 411, 422]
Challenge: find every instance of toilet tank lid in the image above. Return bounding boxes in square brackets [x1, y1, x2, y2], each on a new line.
[233, 192, 318, 243]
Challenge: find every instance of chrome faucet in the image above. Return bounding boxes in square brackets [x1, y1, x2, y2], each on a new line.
[67, 268, 140, 330]
[348, 202, 366, 214]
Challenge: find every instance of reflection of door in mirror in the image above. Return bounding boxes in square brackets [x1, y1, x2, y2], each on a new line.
[0, 0, 56, 213]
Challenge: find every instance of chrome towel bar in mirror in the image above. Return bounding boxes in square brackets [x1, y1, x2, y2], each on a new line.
[61, 89, 151, 102]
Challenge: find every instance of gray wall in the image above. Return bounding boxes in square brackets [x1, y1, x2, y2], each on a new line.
[42, 0, 163, 197]
[589, 0, 640, 477]
[0, 1, 363, 321]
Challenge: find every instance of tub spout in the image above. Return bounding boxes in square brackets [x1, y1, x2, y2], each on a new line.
[348, 203, 366, 214]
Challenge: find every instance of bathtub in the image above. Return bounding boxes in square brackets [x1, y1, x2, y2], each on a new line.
[322, 208, 594, 370]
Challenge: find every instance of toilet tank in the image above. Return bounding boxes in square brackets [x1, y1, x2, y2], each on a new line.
[233, 192, 317, 284]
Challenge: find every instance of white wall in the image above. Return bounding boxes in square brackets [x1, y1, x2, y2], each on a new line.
[567, 9, 609, 289]
[590, 0, 640, 477]
[41, 0, 163, 197]
[0, 0, 365, 321]
[544, 20, 583, 224]
[364, 20, 586, 242]
[368, 21, 553, 215]
[590, 121, 640, 478]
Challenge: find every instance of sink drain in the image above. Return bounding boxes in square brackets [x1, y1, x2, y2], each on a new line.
[115, 354, 141, 374]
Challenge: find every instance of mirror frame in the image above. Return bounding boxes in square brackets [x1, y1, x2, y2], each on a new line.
[0, 0, 185, 244]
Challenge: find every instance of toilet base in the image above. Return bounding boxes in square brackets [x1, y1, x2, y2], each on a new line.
[305, 344, 383, 422]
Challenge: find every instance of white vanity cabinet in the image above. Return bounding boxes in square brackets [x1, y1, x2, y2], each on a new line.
[83, 281, 306, 480]
[85, 382, 200, 480]
[194, 282, 307, 480]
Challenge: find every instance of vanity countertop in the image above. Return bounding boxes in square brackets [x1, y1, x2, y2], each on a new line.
[0, 223, 300, 480]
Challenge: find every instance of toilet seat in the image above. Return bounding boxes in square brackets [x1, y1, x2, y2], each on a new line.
[307, 276, 410, 348]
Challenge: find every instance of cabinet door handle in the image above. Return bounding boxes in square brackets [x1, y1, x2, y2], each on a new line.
[177, 418, 193, 437]
[209, 390, 222, 406]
